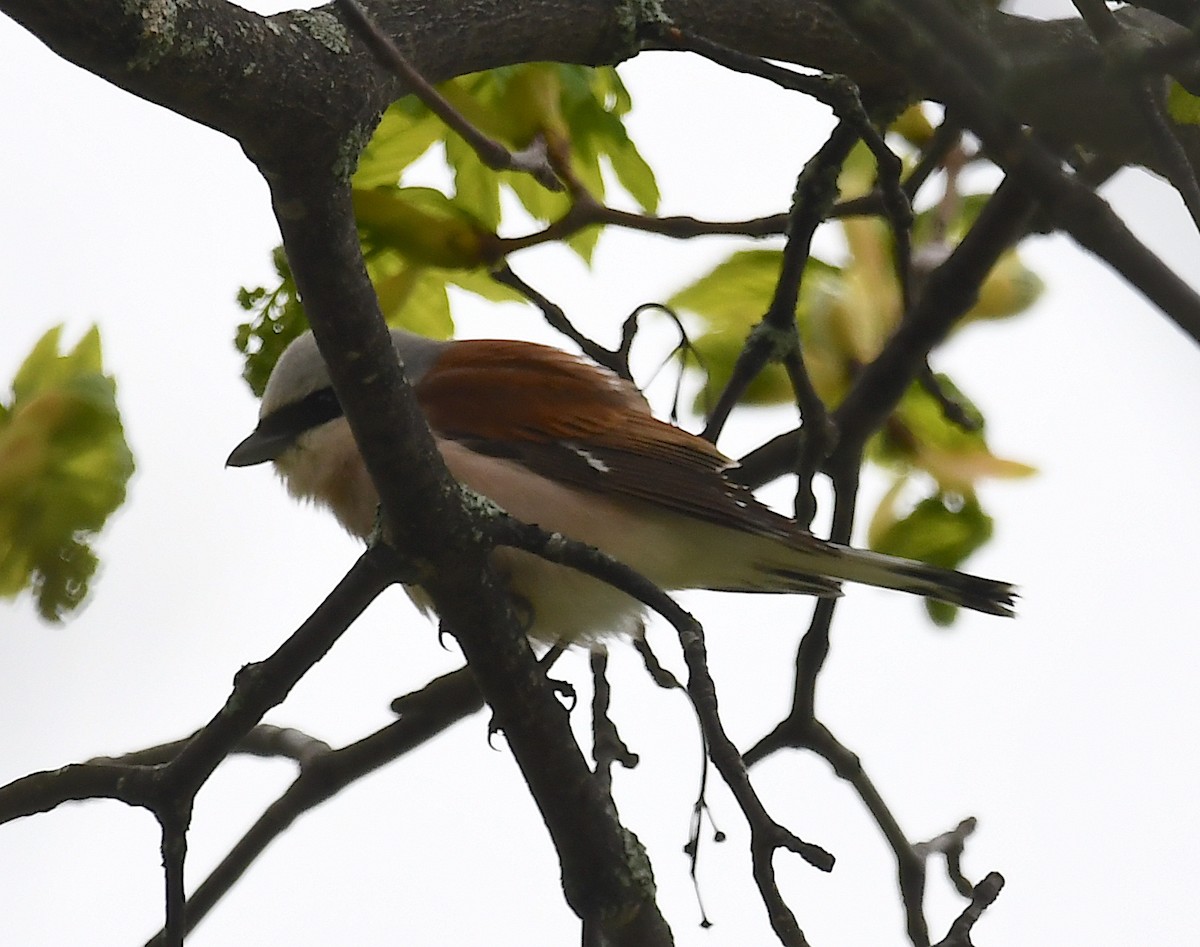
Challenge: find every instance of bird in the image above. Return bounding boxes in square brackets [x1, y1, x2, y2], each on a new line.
[227, 329, 1014, 643]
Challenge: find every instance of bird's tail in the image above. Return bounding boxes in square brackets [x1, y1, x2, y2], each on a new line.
[705, 528, 1017, 619]
[755, 537, 1015, 617]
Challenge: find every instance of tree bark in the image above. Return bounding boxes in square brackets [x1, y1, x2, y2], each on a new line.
[1, 1, 1193, 176]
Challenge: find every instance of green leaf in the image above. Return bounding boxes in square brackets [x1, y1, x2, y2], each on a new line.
[234, 235, 529, 396]
[1168, 80, 1200, 127]
[0, 326, 134, 621]
[235, 247, 307, 397]
[870, 377, 1035, 490]
[668, 249, 786, 328]
[566, 80, 659, 212]
[371, 249, 527, 333]
[240, 63, 659, 387]
[605, 126, 659, 212]
[444, 67, 537, 145]
[668, 250, 849, 409]
[378, 64, 659, 263]
[925, 599, 959, 627]
[911, 197, 1042, 322]
[870, 491, 996, 628]
[686, 328, 793, 413]
[669, 250, 843, 329]
[837, 140, 882, 200]
[445, 133, 503, 231]
[872, 377, 987, 464]
[891, 103, 936, 148]
[568, 117, 607, 204]
[668, 250, 788, 408]
[352, 99, 443, 189]
[565, 224, 603, 264]
[911, 193, 990, 247]
[353, 187, 494, 269]
[506, 168, 572, 225]
[443, 265, 528, 305]
[871, 492, 994, 570]
[968, 249, 1044, 321]
[374, 262, 454, 338]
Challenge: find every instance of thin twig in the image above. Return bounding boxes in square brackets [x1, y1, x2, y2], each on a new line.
[680, 626, 829, 947]
[657, 24, 915, 306]
[336, 0, 561, 189]
[160, 548, 402, 797]
[655, 24, 894, 167]
[792, 460, 859, 724]
[90, 725, 335, 769]
[830, 117, 965, 221]
[700, 121, 856, 465]
[748, 716, 938, 947]
[491, 264, 632, 378]
[589, 650, 638, 794]
[632, 636, 683, 691]
[932, 873, 1005, 947]
[159, 804, 190, 947]
[488, 513, 833, 945]
[741, 455, 943, 947]
[0, 550, 401, 947]
[917, 364, 982, 431]
[733, 174, 1040, 491]
[493, 200, 787, 261]
[145, 668, 483, 945]
[0, 548, 399, 828]
[1136, 82, 1200, 229]
[915, 817, 979, 898]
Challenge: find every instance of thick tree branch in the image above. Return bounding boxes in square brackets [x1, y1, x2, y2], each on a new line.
[267, 151, 670, 943]
[1071, 0, 1200, 230]
[5, 5, 1197, 947]
[2, 0, 1196, 179]
[836, 0, 1200, 347]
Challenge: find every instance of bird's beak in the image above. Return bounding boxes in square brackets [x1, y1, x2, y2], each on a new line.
[226, 427, 291, 467]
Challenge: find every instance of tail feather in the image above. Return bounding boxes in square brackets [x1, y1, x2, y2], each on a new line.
[828, 544, 1015, 616]
[743, 538, 1015, 617]
[708, 572, 843, 598]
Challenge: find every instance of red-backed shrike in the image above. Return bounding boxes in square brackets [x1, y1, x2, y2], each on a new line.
[227, 329, 1013, 642]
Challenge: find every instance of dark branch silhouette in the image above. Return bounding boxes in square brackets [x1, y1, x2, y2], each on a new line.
[5, 1, 1200, 944]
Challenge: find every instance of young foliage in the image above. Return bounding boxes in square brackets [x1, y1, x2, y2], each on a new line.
[667, 135, 1040, 615]
[1167, 80, 1200, 127]
[0, 326, 134, 621]
[869, 488, 996, 626]
[668, 251, 848, 410]
[240, 82, 1032, 626]
[238, 64, 658, 379]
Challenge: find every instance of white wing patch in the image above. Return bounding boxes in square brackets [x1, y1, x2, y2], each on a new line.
[568, 445, 612, 474]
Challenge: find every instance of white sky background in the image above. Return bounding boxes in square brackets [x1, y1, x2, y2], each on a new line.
[2, 1, 1199, 945]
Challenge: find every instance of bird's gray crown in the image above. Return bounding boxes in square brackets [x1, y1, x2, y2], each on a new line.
[259, 328, 448, 419]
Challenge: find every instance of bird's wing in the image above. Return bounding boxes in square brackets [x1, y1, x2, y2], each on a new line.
[414, 339, 799, 541]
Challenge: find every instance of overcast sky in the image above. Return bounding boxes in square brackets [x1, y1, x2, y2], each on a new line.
[2, 2, 1199, 945]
